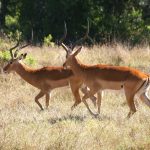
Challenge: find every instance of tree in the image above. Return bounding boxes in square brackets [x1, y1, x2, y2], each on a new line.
[0, 0, 9, 28]
[0, 0, 149, 45]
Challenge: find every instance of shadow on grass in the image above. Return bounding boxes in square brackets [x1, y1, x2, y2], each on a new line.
[48, 114, 112, 125]
[48, 114, 87, 124]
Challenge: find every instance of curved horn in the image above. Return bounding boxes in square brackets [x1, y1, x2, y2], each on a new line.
[71, 19, 94, 50]
[8, 38, 20, 59]
[59, 21, 67, 45]
[14, 43, 30, 58]
[59, 22, 72, 55]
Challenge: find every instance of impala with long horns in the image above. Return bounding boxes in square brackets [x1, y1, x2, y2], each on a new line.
[60, 22, 150, 118]
[3, 40, 97, 111]
[59, 21, 102, 116]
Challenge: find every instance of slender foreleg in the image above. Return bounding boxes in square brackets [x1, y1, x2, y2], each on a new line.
[35, 91, 45, 110]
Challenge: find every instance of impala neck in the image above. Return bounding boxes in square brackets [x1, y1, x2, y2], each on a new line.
[70, 57, 85, 78]
[14, 62, 35, 84]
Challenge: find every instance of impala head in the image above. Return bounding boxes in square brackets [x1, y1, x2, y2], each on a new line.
[3, 40, 29, 74]
[3, 54, 27, 73]
[59, 20, 90, 69]
[62, 46, 82, 69]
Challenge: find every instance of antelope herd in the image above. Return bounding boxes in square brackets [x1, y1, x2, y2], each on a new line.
[3, 40, 97, 112]
[2, 23, 150, 118]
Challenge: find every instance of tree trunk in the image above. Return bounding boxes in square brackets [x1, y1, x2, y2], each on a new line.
[0, 0, 9, 28]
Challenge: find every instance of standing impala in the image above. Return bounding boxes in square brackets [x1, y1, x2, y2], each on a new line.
[61, 24, 150, 118]
[3, 41, 97, 111]
[59, 22, 102, 115]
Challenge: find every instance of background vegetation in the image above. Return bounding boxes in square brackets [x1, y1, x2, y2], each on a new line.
[0, 0, 150, 45]
[0, 1, 150, 149]
[0, 44, 150, 150]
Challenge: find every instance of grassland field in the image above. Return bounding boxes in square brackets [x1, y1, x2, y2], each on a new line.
[0, 44, 150, 150]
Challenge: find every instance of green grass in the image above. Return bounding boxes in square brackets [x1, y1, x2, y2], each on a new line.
[0, 43, 150, 150]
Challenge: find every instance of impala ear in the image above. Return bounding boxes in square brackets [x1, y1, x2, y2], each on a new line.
[18, 53, 27, 60]
[72, 46, 82, 56]
[22, 53, 27, 59]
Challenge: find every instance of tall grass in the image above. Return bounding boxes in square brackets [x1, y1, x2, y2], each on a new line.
[0, 43, 150, 150]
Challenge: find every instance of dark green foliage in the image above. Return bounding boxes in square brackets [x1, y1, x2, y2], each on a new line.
[0, 0, 149, 45]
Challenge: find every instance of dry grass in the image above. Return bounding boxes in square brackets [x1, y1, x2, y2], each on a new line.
[0, 43, 150, 150]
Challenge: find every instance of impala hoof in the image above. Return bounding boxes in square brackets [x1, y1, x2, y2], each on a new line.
[95, 113, 99, 117]
[90, 112, 99, 117]
[71, 105, 76, 111]
[40, 108, 44, 111]
[91, 113, 99, 118]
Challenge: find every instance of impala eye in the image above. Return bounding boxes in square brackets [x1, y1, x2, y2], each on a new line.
[9, 61, 13, 64]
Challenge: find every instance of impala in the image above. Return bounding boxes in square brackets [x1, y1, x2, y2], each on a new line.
[59, 22, 102, 116]
[61, 23, 150, 118]
[3, 41, 97, 111]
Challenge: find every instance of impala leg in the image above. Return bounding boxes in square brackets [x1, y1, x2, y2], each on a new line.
[70, 81, 82, 110]
[124, 90, 136, 118]
[35, 91, 45, 110]
[81, 86, 97, 107]
[97, 91, 102, 114]
[82, 88, 99, 116]
[140, 92, 150, 108]
[45, 92, 51, 109]
[126, 97, 136, 118]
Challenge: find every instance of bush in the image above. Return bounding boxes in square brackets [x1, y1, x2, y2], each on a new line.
[0, 50, 36, 66]
[43, 34, 55, 47]
[25, 55, 37, 66]
[0, 50, 11, 61]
